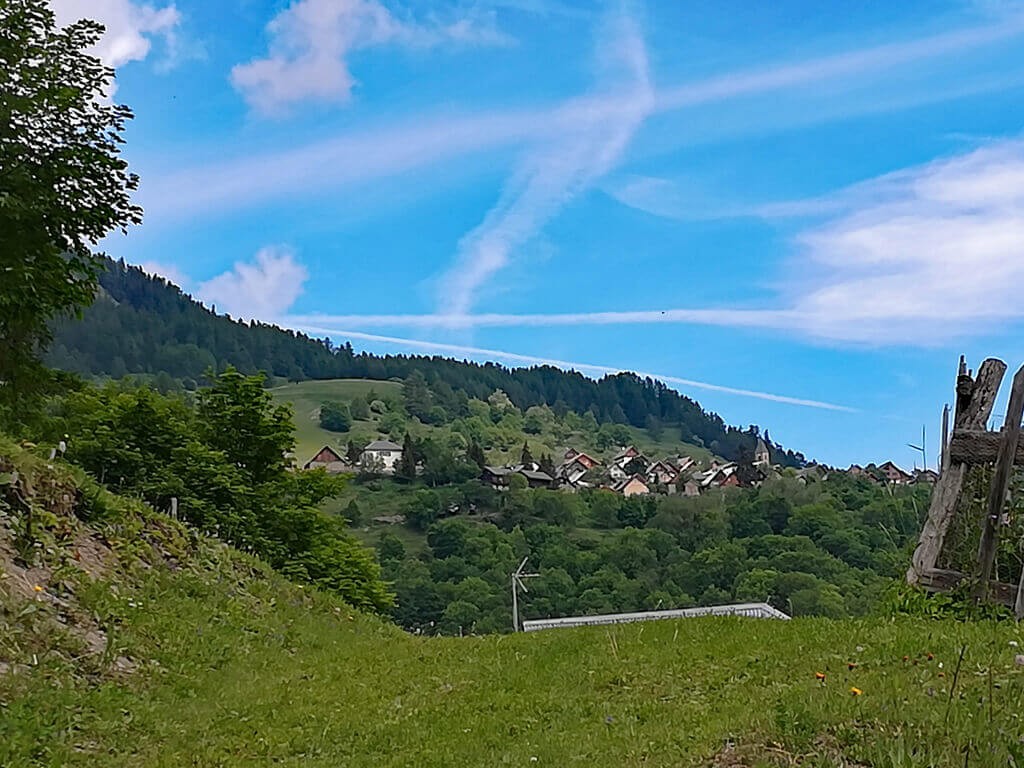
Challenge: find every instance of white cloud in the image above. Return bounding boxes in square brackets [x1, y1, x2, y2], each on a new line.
[788, 140, 1024, 342]
[50, 0, 180, 75]
[231, 0, 511, 115]
[197, 247, 309, 321]
[436, 10, 653, 315]
[290, 139, 1024, 345]
[286, 326, 855, 412]
[147, 14, 1024, 224]
[656, 14, 1024, 111]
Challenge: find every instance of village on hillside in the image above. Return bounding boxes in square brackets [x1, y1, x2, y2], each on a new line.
[303, 438, 938, 498]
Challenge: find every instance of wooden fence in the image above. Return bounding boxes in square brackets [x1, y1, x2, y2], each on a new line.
[907, 356, 1024, 615]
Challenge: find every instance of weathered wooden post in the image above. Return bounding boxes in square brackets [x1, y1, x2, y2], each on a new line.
[974, 365, 1024, 599]
[908, 357, 1006, 584]
[940, 403, 950, 470]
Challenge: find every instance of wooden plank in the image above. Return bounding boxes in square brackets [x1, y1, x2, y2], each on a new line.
[919, 568, 1019, 607]
[908, 358, 1007, 584]
[960, 358, 1008, 428]
[948, 429, 1024, 465]
[974, 364, 1024, 598]
[941, 403, 950, 470]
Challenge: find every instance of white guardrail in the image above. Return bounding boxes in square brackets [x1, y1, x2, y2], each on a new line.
[521, 602, 790, 632]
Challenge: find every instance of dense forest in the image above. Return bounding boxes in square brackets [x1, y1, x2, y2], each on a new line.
[48, 259, 805, 466]
[342, 470, 929, 634]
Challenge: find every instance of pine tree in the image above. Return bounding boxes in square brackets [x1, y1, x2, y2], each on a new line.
[397, 433, 418, 481]
[538, 452, 556, 477]
[467, 440, 487, 469]
[346, 439, 362, 464]
[403, 370, 432, 420]
[520, 440, 534, 466]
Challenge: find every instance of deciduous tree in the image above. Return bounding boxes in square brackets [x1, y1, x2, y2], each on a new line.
[1, 1, 142, 417]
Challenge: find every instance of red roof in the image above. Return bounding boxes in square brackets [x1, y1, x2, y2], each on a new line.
[305, 445, 344, 467]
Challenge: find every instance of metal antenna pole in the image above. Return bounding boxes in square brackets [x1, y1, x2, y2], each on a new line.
[511, 556, 538, 633]
[512, 571, 520, 633]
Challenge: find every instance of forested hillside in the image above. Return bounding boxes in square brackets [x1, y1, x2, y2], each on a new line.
[48, 259, 805, 466]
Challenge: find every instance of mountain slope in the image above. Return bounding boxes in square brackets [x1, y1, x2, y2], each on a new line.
[48, 259, 805, 466]
[3, 438, 1023, 766]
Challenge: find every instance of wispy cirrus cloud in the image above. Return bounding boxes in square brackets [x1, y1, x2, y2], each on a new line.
[788, 139, 1024, 343]
[656, 14, 1024, 111]
[436, 9, 653, 315]
[285, 327, 855, 412]
[287, 138, 1024, 345]
[148, 13, 1024, 223]
[232, 0, 511, 115]
[285, 307, 797, 330]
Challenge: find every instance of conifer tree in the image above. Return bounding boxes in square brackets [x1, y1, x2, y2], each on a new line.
[520, 440, 534, 466]
[467, 440, 487, 469]
[397, 433, 418, 480]
[539, 452, 556, 477]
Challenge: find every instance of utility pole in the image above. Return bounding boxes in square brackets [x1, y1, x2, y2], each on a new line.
[511, 557, 539, 632]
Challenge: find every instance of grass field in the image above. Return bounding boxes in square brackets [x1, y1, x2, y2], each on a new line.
[5, 440, 1024, 766]
[269, 379, 403, 462]
[8, 565, 1024, 766]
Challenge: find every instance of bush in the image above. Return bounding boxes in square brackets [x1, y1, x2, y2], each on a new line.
[319, 401, 352, 433]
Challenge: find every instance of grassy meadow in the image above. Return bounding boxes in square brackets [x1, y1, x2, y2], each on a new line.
[4, 438, 1024, 767]
[7, 561, 1024, 766]
[269, 378, 404, 462]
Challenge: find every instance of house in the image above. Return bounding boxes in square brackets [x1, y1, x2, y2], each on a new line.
[695, 463, 739, 490]
[482, 465, 514, 489]
[518, 468, 554, 489]
[482, 465, 554, 490]
[877, 461, 912, 485]
[303, 445, 349, 473]
[672, 456, 696, 474]
[847, 464, 866, 477]
[754, 438, 771, 468]
[612, 446, 642, 465]
[360, 439, 403, 474]
[611, 475, 650, 497]
[646, 460, 679, 486]
[556, 457, 593, 488]
[609, 447, 649, 481]
[716, 472, 741, 489]
[563, 448, 600, 469]
[795, 465, 828, 484]
[911, 468, 939, 485]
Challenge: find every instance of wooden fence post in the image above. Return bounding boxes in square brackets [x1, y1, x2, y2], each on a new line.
[908, 358, 1006, 584]
[940, 403, 950, 470]
[974, 364, 1024, 598]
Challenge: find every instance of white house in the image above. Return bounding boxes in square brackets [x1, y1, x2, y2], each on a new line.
[360, 439, 403, 474]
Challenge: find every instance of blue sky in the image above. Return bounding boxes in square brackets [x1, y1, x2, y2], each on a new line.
[55, 0, 1024, 468]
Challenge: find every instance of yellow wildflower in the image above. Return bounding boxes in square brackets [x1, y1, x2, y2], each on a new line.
[850, 687, 863, 696]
